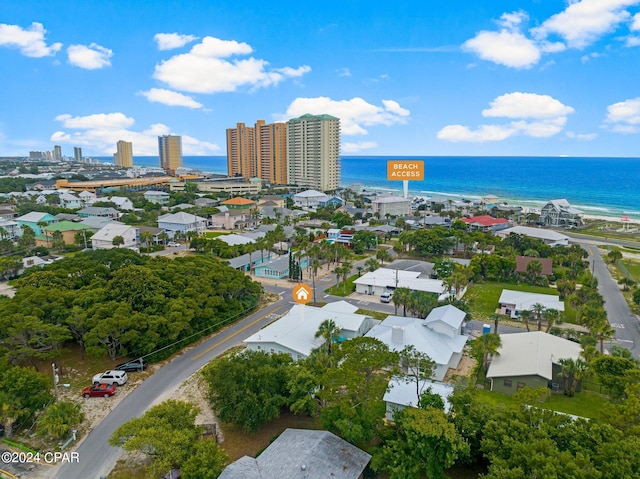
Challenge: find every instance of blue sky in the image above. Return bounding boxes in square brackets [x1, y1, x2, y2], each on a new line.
[1, 0, 639, 157]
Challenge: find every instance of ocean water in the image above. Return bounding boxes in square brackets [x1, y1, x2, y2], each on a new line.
[116, 156, 640, 219]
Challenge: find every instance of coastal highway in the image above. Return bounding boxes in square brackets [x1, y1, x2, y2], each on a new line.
[51, 298, 290, 479]
[581, 242, 640, 358]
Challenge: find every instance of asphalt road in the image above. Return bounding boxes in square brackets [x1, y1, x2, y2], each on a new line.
[51, 298, 289, 479]
[581, 242, 640, 357]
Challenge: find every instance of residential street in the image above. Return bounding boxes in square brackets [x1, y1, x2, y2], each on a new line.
[50, 298, 288, 479]
[580, 242, 640, 358]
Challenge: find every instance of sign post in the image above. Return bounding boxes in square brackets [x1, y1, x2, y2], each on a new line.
[386, 160, 425, 198]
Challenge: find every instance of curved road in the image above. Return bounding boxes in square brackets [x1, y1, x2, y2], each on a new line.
[52, 298, 290, 479]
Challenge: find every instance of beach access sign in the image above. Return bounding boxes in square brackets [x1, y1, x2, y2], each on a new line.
[387, 160, 424, 180]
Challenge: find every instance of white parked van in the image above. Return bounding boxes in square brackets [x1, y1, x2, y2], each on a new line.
[380, 292, 393, 303]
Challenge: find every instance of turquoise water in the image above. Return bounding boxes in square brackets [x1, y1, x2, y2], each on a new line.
[108, 155, 640, 219]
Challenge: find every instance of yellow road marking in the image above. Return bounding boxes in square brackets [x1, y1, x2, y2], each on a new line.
[0, 468, 19, 479]
[191, 306, 284, 361]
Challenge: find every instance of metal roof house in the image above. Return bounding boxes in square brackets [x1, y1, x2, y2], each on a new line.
[244, 301, 375, 360]
[384, 378, 454, 421]
[366, 305, 468, 381]
[354, 267, 448, 300]
[218, 428, 371, 479]
[495, 225, 570, 247]
[486, 331, 582, 395]
[498, 289, 565, 319]
[540, 199, 583, 227]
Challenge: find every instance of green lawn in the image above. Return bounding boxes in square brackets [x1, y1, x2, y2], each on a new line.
[476, 388, 608, 420]
[465, 282, 576, 322]
[325, 273, 358, 297]
[203, 231, 230, 238]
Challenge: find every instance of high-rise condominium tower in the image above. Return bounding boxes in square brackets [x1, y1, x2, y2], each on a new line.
[73, 147, 82, 163]
[158, 135, 182, 175]
[226, 123, 257, 179]
[287, 114, 340, 191]
[115, 140, 133, 168]
[226, 121, 288, 185]
[256, 120, 288, 185]
[53, 145, 62, 161]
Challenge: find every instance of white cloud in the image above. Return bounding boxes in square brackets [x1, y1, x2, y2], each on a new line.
[438, 92, 574, 142]
[603, 97, 640, 133]
[51, 112, 219, 155]
[278, 96, 410, 135]
[67, 43, 112, 69]
[566, 131, 598, 140]
[152, 36, 310, 94]
[336, 67, 351, 77]
[0, 22, 62, 57]
[437, 124, 516, 142]
[465, 2, 640, 68]
[626, 36, 640, 46]
[482, 92, 575, 119]
[581, 51, 602, 62]
[531, 0, 639, 49]
[154, 33, 198, 50]
[462, 30, 540, 69]
[55, 113, 134, 129]
[139, 88, 203, 109]
[342, 141, 378, 153]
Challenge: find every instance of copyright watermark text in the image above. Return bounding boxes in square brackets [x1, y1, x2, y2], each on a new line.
[1, 450, 80, 464]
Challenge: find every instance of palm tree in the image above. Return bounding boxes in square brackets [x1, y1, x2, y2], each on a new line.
[376, 248, 390, 265]
[314, 319, 340, 355]
[490, 313, 502, 334]
[392, 287, 411, 316]
[140, 231, 154, 248]
[365, 257, 380, 272]
[471, 333, 501, 376]
[558, 358, 589, 397]
[519, 309, 532, 332]
[530, 303, 547, 331]
[544, 308, 562, 333]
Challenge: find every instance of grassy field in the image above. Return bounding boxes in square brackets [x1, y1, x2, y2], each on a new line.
[577, 223, 640, 245]
[476, 388, 609, 420]
[465, 281, 576, 322]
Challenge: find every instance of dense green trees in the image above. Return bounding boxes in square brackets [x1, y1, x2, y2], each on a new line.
[202, 350, 292, 432]
[110, 400, 228, 479]
[0, 249, 262, 362]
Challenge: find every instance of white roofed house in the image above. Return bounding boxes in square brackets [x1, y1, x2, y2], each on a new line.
[293, 189, 329, 208]
[384, 378, 454, 421]
[143, 190, 170, 205]
[495, 225, 570, 247]
[91, 223, 138, 250]
[244, 301, 376, 360]
[354, 267, 449, 300]
[371, 195, 411, 218]
[486, 331, 582, 395]
[108, 196, 135, 211]
[78, 190, 97, 207]
[498, 289, 565, 319]
[157, 211, 207, 236]
[540, 199, 583, 227]
[366, 304, 468, 381]
[58, 192, 83, 210]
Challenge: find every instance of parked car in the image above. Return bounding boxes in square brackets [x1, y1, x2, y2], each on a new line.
[167, 242, 180, 247]
[83, 383, 117, 398]
[380, 291, 393, 303]
[115, 358, 148, 372]
[92, 370, 128, 386]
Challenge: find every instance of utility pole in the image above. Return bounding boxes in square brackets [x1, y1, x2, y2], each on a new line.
[52, 362, 59, 402]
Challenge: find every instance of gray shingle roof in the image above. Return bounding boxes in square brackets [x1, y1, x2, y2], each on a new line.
[219, 429, 371, 479]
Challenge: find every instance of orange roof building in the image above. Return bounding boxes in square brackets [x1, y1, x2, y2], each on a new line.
[220, 197, 256, 210]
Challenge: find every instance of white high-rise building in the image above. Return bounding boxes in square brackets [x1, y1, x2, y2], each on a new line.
[287, 114, 340, 191]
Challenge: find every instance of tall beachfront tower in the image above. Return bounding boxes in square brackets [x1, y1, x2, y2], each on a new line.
[158, 135, 182, 175]
[256, 120, 287, 185]
[226, 122, 257, 179]
[53, 145, 62, 161]
[287, 113, 340, 191]
[115, 140, 133, 168]
[73, 146, 82, 163]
